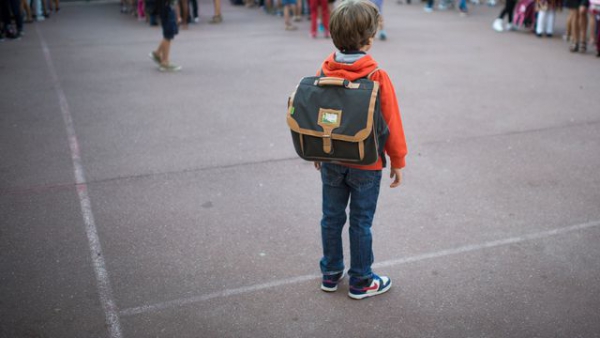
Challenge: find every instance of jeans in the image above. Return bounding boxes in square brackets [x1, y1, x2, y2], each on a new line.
[320, 163, 382, 280]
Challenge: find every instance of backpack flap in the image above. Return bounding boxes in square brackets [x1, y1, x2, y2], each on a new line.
[287, 76, 381, 164]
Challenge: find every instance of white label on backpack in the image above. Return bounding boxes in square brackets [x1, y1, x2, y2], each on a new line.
[322, 112, 339, 124]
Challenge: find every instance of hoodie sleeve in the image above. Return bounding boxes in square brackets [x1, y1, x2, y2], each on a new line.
[372, 70, 407, 169]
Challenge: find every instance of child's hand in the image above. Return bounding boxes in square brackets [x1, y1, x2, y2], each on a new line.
[390, 168, 402, 188]
[314, 162, 322, 171]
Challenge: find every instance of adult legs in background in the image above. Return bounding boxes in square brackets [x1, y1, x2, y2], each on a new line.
[179, 0, 189, 28]
[209, 0, 222, 23]
[21, 0, 32, 22]
[8, 0, 23, 34]
[189, 0, 198, 21]
[578, 5, 588, 52]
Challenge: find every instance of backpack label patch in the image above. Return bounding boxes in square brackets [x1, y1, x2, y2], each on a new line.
[318, 109, 342, 128]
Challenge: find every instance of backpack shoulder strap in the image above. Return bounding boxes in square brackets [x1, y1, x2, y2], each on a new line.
[366, 68, 380, 80]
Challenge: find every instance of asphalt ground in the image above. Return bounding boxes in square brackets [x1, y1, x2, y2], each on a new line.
[1, 0, 600, 337]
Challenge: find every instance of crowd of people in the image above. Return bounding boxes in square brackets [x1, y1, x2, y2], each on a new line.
[491, 0, 599, 55]
[1, 0, 598, 57]
[0, 0, 59, 39]
[124, 0, 599, 57]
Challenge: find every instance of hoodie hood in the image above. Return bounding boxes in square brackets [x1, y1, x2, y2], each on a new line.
[321, 52, 379, 81]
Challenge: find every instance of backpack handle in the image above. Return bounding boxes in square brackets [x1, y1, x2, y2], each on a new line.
[315, 77, 360, 89]
[316, 77, 349, 87]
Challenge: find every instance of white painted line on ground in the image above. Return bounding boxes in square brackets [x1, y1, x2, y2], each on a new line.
[36, 26, 123, 338]
[120, 274, 319, 317]
[373, 220, 600, 269]
[120, 220, 600, 317]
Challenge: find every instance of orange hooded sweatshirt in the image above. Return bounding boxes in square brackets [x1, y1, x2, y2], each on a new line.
[319, 52, 407, 170]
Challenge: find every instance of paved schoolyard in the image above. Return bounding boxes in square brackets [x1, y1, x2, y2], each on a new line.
[1, 0, 600, 337]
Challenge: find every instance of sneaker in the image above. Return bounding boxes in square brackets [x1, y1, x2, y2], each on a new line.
[493, 18, 503, 32]
[159, 63, 182, 72]
[348, 274, 392, 300]
[194, 17, 200, 23]
[321, 271, 345, 292]
[285, 24, 298, 31]
[505, 23, 515, 31]
[379, 30, 387, 40]
[293, 15, 302, 22]
[209, 14, 223, 24]
[423, 6, 433, 12]
[148, 51, 161, 65]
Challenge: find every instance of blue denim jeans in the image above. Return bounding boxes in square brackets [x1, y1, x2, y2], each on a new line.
[320, 163, 382, 280]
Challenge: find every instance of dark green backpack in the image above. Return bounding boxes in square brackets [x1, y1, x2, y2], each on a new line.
[287, 73, 389, 166]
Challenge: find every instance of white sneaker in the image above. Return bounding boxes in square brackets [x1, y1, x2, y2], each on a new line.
[493, 18, 504, 32]
[159, 63, 182, 72]
[505, 23, 515, 31]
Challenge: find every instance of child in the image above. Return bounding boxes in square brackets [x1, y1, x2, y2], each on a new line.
[314, 0, 407, 300]
[149, 0, 182, 71]
[309, 0, 329, 37]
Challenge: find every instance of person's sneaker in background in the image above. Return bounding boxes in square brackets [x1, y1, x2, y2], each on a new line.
[379, 30, 387, 40]
[159, 63, 182, 72]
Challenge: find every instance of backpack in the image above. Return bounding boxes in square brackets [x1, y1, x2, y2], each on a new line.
[286, 71, 389, 166]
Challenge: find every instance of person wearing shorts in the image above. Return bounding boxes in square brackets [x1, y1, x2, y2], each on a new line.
[283, 0, 299, 30]
[148, 0, 181, 72]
